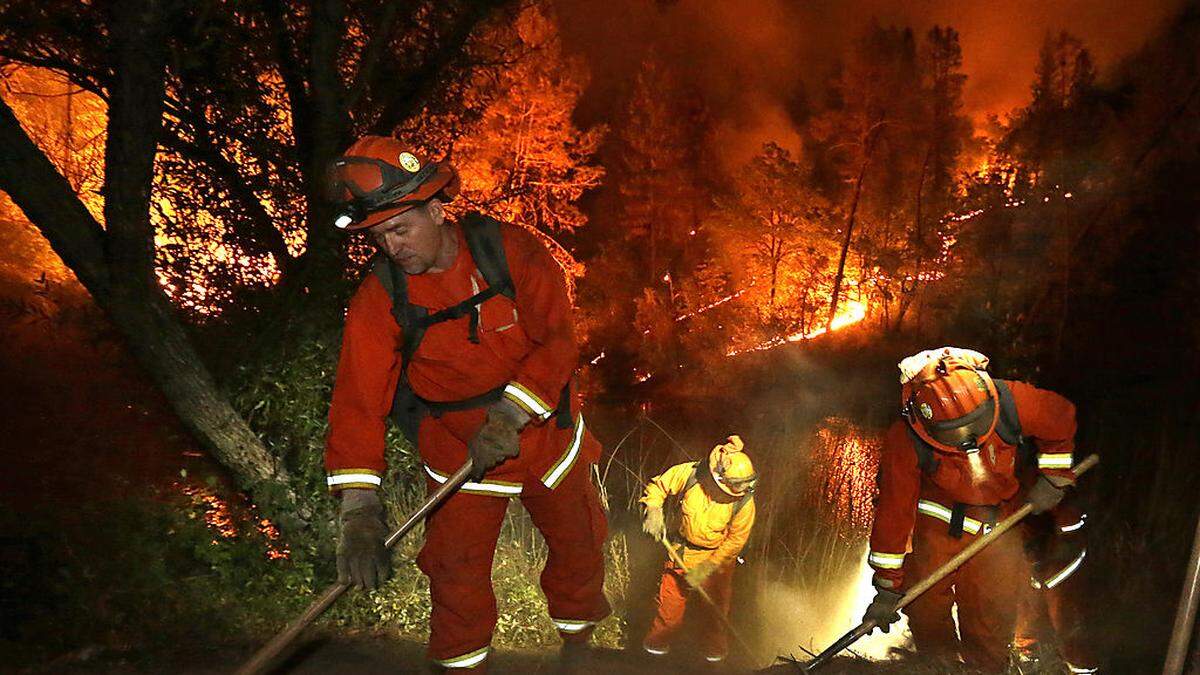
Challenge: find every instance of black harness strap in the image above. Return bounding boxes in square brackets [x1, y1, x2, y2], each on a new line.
[369, 213, 572, 443]
[949, 504, 968, 539]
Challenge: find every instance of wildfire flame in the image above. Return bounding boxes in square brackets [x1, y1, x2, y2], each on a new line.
[725, 300, 868, 357]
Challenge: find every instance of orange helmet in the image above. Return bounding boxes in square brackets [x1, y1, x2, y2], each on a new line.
[708, 435, 756, 497]
[327, 136, 460, 231]
[899, 347, 999, 453]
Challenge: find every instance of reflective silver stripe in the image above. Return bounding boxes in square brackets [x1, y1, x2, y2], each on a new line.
[643, 646, 669, 655]
[1044, 549, 1087, 589]
[705, 655, 725, 662]
[917, 499, 986, 535]
[868, 551, 906, 569]
[435, 646, 489, 668]
[542, 414, 585, 489]
[327, 473, 382, 487]
[1067, 662, 1098, 673]
[503, 382, 553, 419]
[1039, 453, 1073, 469]
[424, 465, 522, 496]
[552, 618, 595, 633]
[1060, 519, 1086, 533]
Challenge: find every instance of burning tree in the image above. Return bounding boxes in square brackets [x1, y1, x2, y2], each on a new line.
[398, 2, 606, 283]
[809, 23, 973, 333]
[707, 142, 839, 339]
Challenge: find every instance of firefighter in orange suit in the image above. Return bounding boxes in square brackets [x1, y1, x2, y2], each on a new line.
[1014, 493, 1098, 674]
[640, 435, 757, 664]
[864, 347, 1079, 670]
[323, 136, 609, 672]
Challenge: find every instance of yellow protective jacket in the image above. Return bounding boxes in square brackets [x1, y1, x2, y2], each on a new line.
[640, 462, 756, 569]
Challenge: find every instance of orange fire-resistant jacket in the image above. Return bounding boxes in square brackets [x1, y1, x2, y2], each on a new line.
[868, 381, 1077, 589]
[324, 221, 600, 495]
[641, 462, 757, 568]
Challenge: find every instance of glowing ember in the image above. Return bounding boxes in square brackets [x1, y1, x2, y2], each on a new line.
[675, 279, 758, 322]
[177, 483, 289, 559]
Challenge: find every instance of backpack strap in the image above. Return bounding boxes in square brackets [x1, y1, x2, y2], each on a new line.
[905, 424, 940, 475]
[683, 462, 701, 495]
[992, 379, 1022, 444]
[462, 212, 515, 300]
[732, 493, 753, 519]
[993, 379, 1037, 469]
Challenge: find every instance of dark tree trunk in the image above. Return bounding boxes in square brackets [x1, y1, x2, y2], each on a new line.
[0, 2, 307, 531]
[828, 126, 880, 330]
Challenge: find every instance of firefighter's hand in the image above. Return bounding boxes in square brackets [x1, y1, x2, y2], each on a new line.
[864, 587, 903, 633]
[337, 488, 390, 590]
[685, 560, 718, 587]
[467, 399, 530, 481]
[642, 507, 666, 541]
[1028, 474, 1067, 514]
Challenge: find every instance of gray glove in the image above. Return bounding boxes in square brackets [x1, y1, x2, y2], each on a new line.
[863, 587, 903, 633]
[467, 399, 530, 481]
[1027, 474, 1067, 514]
[337, 488, 390, 590]
[642, 506, 666, 541]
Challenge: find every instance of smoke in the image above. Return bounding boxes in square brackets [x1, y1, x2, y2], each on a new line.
[755, 547, 911, 661]
[553, 0, 1186, 135]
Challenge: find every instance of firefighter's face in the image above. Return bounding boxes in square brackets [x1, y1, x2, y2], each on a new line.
[368, 200, 453, 274]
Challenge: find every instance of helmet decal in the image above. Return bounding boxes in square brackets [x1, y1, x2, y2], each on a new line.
[398, 151, 421, 173]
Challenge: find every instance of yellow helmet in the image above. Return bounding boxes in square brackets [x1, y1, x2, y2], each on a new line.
[708, 435, 757, 497]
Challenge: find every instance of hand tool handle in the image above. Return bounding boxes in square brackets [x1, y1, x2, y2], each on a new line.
[799, 454, 1099, 672]
[234, 461, 473, 675]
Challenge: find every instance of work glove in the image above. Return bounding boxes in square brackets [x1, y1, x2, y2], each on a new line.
[642, 506, 667, 541]
[685, 560, 718, 587]
[863, 587, 903, 633]
[1027, 474, 1068, 514]
[337, 488, 390, 590]
[467, 399, 530, 481]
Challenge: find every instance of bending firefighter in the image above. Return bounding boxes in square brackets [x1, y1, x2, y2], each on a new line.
[323, 136, 609, 672]
[640, 435, 757, 664]
[864, 347, 1080, 670]
[1014, 487, 1097, 674]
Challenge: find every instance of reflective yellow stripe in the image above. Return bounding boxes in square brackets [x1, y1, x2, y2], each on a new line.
[917, 499, 986, 535]
[326, 470, 383, 488]
[552, 617, 596, 633]
[423, 465, 522, 497]
[868, 551, 906, 569]
[541, 414, 585, 489]
[503, 381, 553, 419]
[435, 646, 489, 668]
[1038, 452, 1074, 469]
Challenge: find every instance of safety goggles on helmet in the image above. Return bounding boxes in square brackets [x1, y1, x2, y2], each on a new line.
[900, 358, 1000, 454]
[716, 472, 758, 495]
[329, 156, 441, 229]
[914, 397, 997, 452]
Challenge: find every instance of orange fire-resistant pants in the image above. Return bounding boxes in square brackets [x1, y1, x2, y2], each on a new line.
[416, 461, 610, 671]
[903, 508, 1028, 670]
[643, 558, 736, 661]
[1015, 562, 1096, 670]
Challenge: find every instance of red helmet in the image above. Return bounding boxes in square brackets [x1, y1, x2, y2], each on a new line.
[899, 348, 999, 453]
[327, 136, 460, 231]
